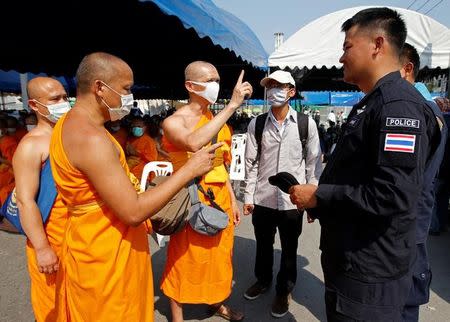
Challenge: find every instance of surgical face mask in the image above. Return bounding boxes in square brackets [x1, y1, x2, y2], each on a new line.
[267, 87, 289, 107]
[190, 81, 220, 104]
[35, 100, 71, 123]
[110, 125, 121, 132]
[7, 127, 16, 134]
[100, 81, 134, 122]
[26, 124, 36, 132]
[132, 126, 144, 137]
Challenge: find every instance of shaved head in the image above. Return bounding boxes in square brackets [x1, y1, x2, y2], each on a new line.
[184, 61, 217, 81]
[76, 52, 133, 94]
[27, 77, 66, 100]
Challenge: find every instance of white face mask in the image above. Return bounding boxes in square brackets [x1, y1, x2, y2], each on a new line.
[35, 100, 71, 123]
[26, 124, 37, 132]
[267, 87, 289, 107]
[190, 81, 220, 104]
[100, 81, 134, 121]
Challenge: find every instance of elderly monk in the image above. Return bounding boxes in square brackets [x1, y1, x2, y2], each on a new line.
[161, 61, 252, 322]
[12, 77, 71, 321]
[49, 52, 220, 322]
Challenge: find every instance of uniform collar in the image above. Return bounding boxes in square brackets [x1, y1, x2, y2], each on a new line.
[355, 71, 400, 109]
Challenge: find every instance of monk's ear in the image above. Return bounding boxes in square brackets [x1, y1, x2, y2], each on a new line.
[28, 99, 39, 112]
[185, 81, 194, 93]
[94, 80, 105, 96]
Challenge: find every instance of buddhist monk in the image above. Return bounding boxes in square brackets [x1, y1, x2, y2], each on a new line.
[126, 116, 158, 181]
[161, 61, 252, 322]
[106, 119, 128, 151]
[49, 52, 220, 322]
[12, 77, 71, 321]
[0, 118, 18, 205]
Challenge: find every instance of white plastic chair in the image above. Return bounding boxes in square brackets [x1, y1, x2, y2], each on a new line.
[140, 161, 174, 247]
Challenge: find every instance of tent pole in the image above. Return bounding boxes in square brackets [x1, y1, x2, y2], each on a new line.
[20, 73, 29, 111]
[447, 54, 450, 99]
[1, 91, 5, 110]
[264, 68, 269, 113]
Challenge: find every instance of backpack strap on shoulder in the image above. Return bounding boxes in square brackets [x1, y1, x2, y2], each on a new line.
[253, 112, 268, 165]
[297, 112, 309, 162]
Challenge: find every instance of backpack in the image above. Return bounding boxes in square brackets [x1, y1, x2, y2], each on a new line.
[253, 111, 309, 164]
[0, 159, 58, 235]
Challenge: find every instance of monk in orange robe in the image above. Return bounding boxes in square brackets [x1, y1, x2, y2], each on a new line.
[0, 118, 18, 205]
[106, 119, 128, 151]
[127, 116, 158, 181]
[48, 52, 220, 322]
[161, 61, 253, 322]
[12, 77, 70, 322]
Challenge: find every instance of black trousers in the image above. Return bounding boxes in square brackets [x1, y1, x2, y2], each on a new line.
[251, 205, 303, 295]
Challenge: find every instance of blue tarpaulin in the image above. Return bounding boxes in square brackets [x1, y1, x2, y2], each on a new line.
[300, 91, 330, 106]
[0, 70, 75, 93]
[146, 0, 268, 67]
[330, 91, 364, 106]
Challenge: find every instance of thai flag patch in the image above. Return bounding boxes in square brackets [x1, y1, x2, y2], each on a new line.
[384, 133, 416, 153]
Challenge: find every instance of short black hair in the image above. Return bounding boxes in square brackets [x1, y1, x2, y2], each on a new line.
[341, 7, 407, 56]
[400, 43, 420, 80]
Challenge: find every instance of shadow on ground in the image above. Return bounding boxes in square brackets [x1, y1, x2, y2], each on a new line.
[151, 235, 326, 322]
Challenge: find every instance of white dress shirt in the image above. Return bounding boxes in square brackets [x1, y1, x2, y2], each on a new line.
[244, 107, 323, 210]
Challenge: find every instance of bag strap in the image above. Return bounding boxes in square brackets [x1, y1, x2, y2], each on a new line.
[190, 131, 225, 212]
[297, 112, 309, 162]
[253, 112, 268, 165]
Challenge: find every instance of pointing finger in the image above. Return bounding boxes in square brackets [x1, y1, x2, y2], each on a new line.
[205, 142, 223, 153]
[236, 70, 245, 86]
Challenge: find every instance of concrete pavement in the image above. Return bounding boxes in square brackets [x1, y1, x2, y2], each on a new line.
[1, 203, 449, 321]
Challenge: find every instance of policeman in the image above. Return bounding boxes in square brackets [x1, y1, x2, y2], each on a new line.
[399, 43, 447, 321]
[288, 8, 441, 321]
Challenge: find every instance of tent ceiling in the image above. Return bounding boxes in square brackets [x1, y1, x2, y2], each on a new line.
[269, 6, 450, 70]
[0, 0, 267, 98]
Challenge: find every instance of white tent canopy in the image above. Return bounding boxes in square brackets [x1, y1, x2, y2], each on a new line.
[269, 6, 450, 69]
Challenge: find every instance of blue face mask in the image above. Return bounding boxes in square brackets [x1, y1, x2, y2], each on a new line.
[132, 127, 144, 137]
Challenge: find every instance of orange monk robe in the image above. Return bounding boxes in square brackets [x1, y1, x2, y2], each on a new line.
[160, 110, 235, 304]
[223, 124, 233, 168]
[49, 114, 153, 322]
[127, 134, 158, 181]
[0, 135, 18, 204]
[110, 127, 128, 152]
[25, 194, 67, 322]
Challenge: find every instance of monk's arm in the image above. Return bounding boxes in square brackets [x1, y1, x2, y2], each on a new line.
[162, 71, 253, 152]
[13, 139, 57, 267]
[77, 134, 220, 226]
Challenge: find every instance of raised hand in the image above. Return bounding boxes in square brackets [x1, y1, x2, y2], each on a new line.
[229, 70, 253, 109]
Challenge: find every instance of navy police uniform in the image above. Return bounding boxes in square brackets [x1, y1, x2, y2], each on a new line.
[402, 99, 447, 322]
[312, 72, 441, 321]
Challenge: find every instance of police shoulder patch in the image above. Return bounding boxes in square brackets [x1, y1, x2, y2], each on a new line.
[386, 117, 420, 128]
[384, 133, 416, 153]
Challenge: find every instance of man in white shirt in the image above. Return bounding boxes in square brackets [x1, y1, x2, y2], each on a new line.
[243, 70, 322, 318]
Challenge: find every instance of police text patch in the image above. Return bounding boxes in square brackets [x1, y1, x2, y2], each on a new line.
[384, 133, 416, 153]
[386, 117, 420, 128]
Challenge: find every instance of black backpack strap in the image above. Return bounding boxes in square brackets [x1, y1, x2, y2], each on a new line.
[253, 113, 268, 165]
[297, 112, 309, 162]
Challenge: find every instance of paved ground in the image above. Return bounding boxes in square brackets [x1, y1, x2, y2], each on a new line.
[1, 201, 449, 322]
